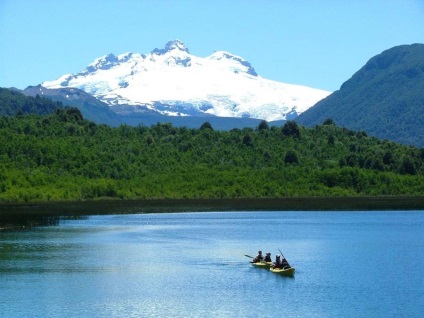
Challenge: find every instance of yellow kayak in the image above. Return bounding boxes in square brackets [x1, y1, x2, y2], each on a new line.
[251, 261, 273, 269]
[270, 267, 295, 276]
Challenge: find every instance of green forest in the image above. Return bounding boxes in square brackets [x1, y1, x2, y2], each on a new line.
[0, 108, 423, 203]
[297, 44, 424, 147]
[0, 88, 64, 117]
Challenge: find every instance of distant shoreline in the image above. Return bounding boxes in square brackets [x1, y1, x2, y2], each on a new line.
[1, 196, 424, 217]
[1, 196, 423, 230]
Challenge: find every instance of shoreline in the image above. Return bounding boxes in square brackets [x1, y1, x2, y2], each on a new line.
[1, 196, 423, 230]
[1, 196, 424, 217]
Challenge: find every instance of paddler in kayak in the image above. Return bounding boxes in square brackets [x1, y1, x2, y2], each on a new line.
[281, 257, 291, 269]
[264, 252, 272, 262]
[252, 251, 263, 263]
[272, 254, 282, 269]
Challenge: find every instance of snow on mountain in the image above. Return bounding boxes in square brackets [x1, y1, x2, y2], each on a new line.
[42, 40, 331, 121]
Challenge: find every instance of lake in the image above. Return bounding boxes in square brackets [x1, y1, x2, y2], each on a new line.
[1, 211, 423, 317]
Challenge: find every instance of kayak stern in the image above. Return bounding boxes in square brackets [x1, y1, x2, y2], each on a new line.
[251, 261, 273, 269]
[270, 267, 295, 277]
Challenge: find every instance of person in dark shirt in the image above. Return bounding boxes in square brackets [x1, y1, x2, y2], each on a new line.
[272, 254, 282, 268]
[264, 252, 272, 262]
[252, 251, 263, 263]
[281, 257, 291, 269]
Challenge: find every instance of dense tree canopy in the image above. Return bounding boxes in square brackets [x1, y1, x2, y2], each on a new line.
[0, 88, 63, 116]
[0, 110, 423, 202]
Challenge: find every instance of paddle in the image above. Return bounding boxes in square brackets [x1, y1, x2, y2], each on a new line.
[278, 249, 291, 268]
[245, 254, 265, 264]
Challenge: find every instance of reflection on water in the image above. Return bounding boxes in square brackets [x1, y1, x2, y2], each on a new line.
[0, 215, 60, 230]
[1, 211, 424, 318]
[0, 214, 90, 230]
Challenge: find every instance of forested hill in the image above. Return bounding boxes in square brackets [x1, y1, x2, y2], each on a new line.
[0, 111, 423, 203]
[0, 87, 64, 116]
[1, 87, 265, 130]
[297, 44, 424, 147]
[22, 85, 122, 126]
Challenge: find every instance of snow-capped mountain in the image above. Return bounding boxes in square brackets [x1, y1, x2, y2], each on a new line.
[42, 40, 331, 121]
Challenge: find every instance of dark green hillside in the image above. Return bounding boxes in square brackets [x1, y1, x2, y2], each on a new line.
[0, 88, 64, 116]
[22, 85, 122, 126]
[0, 111, 423, 202]
[297, 44, 424, 147]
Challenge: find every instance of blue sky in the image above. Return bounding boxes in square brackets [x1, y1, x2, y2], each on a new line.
[1, 0, 423, 91]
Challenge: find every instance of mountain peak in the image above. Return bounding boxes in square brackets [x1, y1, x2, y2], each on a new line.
[83, 53, 132, 73]
[209, 51, 258, 76]
[165, 40, 189, 52]
[152, 40, 189, 55]
[42, 40, 331, 121]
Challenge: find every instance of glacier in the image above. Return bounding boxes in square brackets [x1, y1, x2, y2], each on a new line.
[42, 40, 331, 121]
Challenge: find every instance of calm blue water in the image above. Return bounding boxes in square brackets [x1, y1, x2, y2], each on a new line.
[1, 211, 424, 317]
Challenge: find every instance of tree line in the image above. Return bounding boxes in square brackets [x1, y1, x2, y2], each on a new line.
[0, 108, 423, 202]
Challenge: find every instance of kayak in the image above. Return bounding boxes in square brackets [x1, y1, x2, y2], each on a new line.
[270, 266, 295, 276]
[251, 261, 273, 269]
[270, 267, 295, 276]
